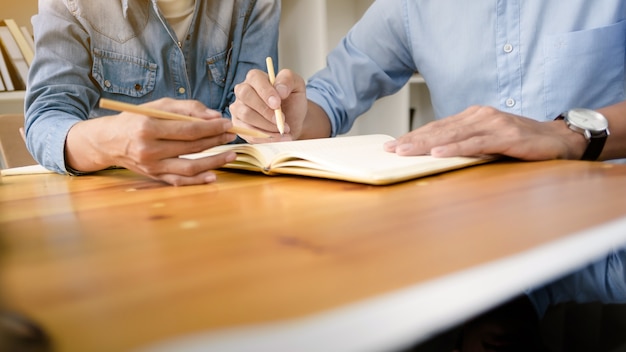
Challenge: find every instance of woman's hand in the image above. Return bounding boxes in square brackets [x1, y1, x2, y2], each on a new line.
[65, 98, 238, 186]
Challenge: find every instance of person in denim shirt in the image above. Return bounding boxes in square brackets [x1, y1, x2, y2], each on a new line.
[24, 0, 279, 186]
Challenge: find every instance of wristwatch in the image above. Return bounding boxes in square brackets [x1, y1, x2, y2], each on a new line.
[556, 108, 610, 161]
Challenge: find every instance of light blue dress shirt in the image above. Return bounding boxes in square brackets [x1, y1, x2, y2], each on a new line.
[528, 249, 626, 317]
[306, 0, 626, 317]
[25, 0, 280, 174]
[307, 0, 626, 136]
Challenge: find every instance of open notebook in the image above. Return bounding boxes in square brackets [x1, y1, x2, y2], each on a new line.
[183, 134, 493, 185]
[1, 164, 51, 176]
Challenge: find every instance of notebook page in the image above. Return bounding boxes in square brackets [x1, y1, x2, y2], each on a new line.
[266, 134, 488, 183]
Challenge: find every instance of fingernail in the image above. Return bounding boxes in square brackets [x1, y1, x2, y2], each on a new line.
[431, 146, 446, 156]
[268, 96, 281, 109]
[275, 84, 289, 98]
[205, 109, 222, 118]
[225, 151, 237, 162]
[384, 140, 397, 150]
[397, 143, 414, 154]
[205, 174, 217, 183]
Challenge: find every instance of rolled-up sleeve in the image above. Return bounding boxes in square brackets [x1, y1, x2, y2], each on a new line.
[306, 0, 416, 136]
[25, 0, 100, 174]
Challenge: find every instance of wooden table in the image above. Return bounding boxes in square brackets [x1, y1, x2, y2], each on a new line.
[2, 160, 626, 352]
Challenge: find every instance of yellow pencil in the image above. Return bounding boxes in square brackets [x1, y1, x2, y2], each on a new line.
[265, 57, 285, 135]
[99, 98, 270, 138]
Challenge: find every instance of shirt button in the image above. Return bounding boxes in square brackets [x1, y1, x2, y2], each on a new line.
[178, 87, 186, 94]
[505, 98, 516, 107]
[503, 43, 513, 53]
[104, 80, 112, 88]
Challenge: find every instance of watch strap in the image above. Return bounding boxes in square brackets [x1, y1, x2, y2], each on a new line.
[556, 112, 608, 161]
[580, 131, 607, 161]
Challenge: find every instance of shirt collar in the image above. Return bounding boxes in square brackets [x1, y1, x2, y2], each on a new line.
[121, 0, 159, 18]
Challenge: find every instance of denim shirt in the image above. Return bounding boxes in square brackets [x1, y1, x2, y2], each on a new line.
[306, 0, 626, 136]
[25, 0, 280, 174]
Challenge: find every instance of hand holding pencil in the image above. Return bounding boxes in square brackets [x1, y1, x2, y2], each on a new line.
[100, 98, 269, 138]
[65, 97, 260, 186]
[265, 57, 285, 135]
[230, 58, 312, 142]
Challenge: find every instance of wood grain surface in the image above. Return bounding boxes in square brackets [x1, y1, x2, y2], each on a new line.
[1, 160, 626, 351]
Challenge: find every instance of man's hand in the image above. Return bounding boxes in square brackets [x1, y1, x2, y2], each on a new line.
[230, 68, 308, 143]
[384, 105, 588, 160]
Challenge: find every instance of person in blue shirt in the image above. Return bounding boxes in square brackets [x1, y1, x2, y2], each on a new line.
[230, 0, 626, 349]
[230, 0, 626, 161]
[24, 0, 279, 186]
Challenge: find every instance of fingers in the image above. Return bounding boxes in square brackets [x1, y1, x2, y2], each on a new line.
[159, 171, 219, 186]
[76, 97, 244, 186]
[383, 121, 468, 156]
[231, 68, 305, 137]
[137, 151, 238, 186]
[429, 136, 494, 157]
[104, 103, 240, 184]
[118, 120, 236, 167]
[274, 68, 306, 99]
[145, 97, 223, 120]
[239, 68, 302, 110]
[149, 116, 236, 142]
[384, 105, 558, 160]
[386, 105, 485, 154]
[233, 69, 279, 121]
[388, 124, 476, 156]
[229, 117, 293, 144]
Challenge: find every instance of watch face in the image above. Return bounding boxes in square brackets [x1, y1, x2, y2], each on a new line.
[567, 108, 609, 132]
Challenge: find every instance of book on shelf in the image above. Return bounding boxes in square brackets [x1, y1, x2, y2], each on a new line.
[20, 26, 35, 53]
[2, 19, 34, 66]
[0, 42, 14, 91]
[0, 25, 29, 90]
[182, 134, 493, 185]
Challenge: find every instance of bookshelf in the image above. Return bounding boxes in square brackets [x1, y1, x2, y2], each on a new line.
[0, 0, 36, 114]
[0, 90, 25, 114]
[278, 0, 434, 137]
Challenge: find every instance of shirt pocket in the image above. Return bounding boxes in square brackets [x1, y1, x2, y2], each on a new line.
[204, 49, 230, 107]
[543, 20, 626, 114]
[206, 49, 229, 88]
[92, 48, 157, 98]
